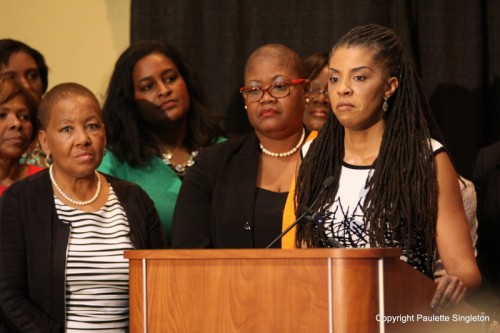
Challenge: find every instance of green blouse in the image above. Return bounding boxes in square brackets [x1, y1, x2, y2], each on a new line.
[98, 138, 225, 241]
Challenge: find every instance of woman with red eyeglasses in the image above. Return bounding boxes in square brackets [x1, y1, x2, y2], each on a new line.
[172, 43, 308, 248]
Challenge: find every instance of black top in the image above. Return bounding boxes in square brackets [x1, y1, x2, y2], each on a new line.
[253, 187, 288, 248]
[173, 133, 287, 248]
[0, 170, 168, 332]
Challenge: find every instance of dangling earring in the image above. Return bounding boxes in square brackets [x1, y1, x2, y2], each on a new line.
[305, 98, 310, 104]
[383, 97, 389, 112]
[46, 154, 53, 166]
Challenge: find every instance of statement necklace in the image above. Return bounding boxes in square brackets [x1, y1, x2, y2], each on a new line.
[161, 150, 199, 176]
[260, 128, 305, 158]
[49, 165, 102, 206]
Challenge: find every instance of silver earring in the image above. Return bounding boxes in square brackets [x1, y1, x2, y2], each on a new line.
[383, 97, 389, 112]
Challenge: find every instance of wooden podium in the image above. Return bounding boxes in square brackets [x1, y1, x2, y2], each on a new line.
[125, 249, 485, 333]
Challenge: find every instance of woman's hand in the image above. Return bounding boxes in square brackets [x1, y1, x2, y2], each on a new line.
[431, 275, 467, 312]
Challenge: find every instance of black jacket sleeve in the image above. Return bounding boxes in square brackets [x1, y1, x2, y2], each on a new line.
[171, 144, 216, 248]
[0, 187, 63, 333]
[108, 176, 169, 249]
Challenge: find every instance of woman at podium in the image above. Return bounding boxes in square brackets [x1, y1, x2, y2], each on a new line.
[293, 24, 481, 312]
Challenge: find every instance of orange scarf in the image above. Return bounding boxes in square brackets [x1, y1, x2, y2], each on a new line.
[281, 131, 318, 248]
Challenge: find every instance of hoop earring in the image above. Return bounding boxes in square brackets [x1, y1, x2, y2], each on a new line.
[383, 97, 389, 112]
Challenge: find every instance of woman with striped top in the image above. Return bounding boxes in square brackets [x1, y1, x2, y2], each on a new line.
[0, 83, 167, 332]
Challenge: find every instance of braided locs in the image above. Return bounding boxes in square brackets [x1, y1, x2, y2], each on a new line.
[295, 24, 446, 275]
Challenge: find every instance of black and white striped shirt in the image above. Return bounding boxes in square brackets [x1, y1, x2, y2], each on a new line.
[55, 186, 134, 332]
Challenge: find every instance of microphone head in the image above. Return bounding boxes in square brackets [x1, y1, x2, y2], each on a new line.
[322, 176, 336, 189]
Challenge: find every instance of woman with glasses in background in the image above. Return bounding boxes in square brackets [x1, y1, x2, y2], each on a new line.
[172, 43, 308, 248]
[303, 53, 330, 132]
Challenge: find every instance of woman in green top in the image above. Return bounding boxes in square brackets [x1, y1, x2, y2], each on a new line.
[99, 40, 225, 240]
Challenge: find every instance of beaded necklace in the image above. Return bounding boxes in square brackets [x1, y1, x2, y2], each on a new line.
[161, 150, 199, 176]
[49, 165, 101, 206]
[259, 128, 305, 158]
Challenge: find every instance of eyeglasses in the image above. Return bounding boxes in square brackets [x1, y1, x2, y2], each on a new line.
[308, 88, 329, 100]
[240, 78, 306, 103]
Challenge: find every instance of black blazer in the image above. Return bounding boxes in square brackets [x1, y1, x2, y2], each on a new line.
[172, 133, 264, 248]
[0, 170, 168, 333]
[473, 141, 500, 298]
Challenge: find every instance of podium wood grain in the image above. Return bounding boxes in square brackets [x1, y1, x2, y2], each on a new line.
[125, 249, 484, 333]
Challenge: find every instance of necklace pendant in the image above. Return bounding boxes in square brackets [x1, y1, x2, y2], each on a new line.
[175, 164, 186, 173]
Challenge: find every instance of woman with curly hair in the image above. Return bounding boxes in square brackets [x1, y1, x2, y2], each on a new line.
[0, 76, 42, 195]
[0, 39, 49, 167]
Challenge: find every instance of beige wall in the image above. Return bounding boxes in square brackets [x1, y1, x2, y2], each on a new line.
[0, 0, 131, 103]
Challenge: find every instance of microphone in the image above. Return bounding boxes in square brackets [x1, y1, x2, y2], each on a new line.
[325, 237, 345, 248]
[266, 176, 336, 248]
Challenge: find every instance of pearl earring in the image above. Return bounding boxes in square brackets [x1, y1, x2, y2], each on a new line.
[244, 105, 248, 110]
[383, 97, 389, 112]
[305, 98, 310, 104]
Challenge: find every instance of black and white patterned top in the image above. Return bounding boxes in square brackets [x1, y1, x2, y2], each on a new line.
[303, 140, 444, 276]
[54, 186, 134, 332]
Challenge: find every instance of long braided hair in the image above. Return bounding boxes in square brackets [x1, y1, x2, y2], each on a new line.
[295, 24, 446, 275]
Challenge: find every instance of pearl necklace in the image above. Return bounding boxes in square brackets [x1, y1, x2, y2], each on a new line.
[161, 150, 198, 176]
[259, 128, 305, 158]
[49, 165, 102, 206]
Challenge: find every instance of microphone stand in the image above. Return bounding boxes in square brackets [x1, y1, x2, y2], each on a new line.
[266, 211, 309, 248]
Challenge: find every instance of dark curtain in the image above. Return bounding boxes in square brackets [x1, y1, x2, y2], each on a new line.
[130, 0, 500, 178]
